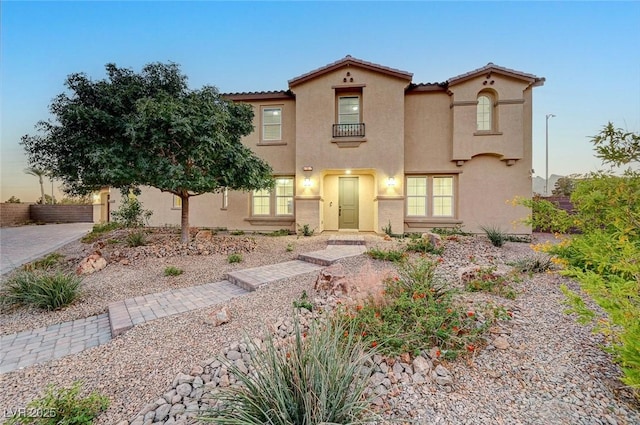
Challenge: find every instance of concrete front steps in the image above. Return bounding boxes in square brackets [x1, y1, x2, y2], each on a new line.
[226, 235, 366, 291]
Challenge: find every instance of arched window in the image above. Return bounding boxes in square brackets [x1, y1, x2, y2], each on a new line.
[477, 95, 492, 131]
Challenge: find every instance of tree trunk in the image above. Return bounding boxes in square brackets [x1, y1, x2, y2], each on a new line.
[180, 195, 190, 243]
[39, 176, 45, 205]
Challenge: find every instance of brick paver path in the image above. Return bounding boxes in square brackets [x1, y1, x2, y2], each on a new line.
[0, 236, 366, 374]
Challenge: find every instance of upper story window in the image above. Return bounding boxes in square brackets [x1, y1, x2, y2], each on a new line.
[262, 107, 282, 141]
[334, 95, 364, 138]
[477, 95, 492, 131]
[406, 176, 455, 218]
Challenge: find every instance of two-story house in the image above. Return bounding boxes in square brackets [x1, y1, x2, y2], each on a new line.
[99, 56, 544, 234]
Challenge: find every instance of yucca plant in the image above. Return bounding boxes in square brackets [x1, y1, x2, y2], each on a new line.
[481, 225, 506, 247]
[126, 231, 147, 247]
[1, 270, 82, 310]
[202, 317, 378, 424]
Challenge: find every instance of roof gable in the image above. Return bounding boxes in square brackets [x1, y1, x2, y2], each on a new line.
[448, 63, 545, 87]
[288, 55, 413, 88]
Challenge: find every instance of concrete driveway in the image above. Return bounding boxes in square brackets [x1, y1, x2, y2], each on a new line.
[0, 223, 94, 276]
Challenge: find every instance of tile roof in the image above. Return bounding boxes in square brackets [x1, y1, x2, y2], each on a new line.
[288, 55, 413, 87]
[448, 63, 545, 86]
[223, 90, 294, 101]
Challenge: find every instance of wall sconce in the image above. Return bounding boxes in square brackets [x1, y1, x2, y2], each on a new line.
[386, 177, 396, 187]
[302, 166, 313, 172]
[92, 192, 101, 204]
[303, 177, 312, 188]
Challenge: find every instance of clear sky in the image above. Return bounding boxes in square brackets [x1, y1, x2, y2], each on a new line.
[1, 1, 639, 202]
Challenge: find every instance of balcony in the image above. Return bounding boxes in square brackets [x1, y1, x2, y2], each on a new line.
[332, 123, 365, 138]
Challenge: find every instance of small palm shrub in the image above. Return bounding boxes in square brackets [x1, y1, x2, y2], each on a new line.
[509, 255, 554, 274]
[297, 223, 315, 237]
[481, 225, 507, 247]
[81, 222, 120, 243]
[366, 247, 406, 262]
[164, 266, 183, 277]
[1, 270, 82, 310]
[126, 231, 147, 247]
[227, 253, 242, 264]
[202, 318, 377, 424]
[7, 381, 109, 425]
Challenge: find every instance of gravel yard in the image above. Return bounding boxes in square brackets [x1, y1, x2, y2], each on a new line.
[0, 231, 638, 424]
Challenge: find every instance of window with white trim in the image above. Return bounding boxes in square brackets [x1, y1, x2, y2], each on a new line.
[338, 96, 360, 124]
[406, 176, 455, 218]
[262, 107, 282, 141]
[477, 95, 492, 131]
[251, 177, 294, 216]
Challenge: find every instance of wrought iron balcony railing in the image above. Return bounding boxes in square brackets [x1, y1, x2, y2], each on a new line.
[332, 123, 365, 138]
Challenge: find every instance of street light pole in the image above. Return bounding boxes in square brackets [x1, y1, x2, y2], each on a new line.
[545, 113, 556, 196]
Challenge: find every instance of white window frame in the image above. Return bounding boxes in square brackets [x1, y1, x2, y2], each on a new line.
[338, 96, 360, 124]
[251, 177, 294, 217]
[262, 107, 282, 141]
[476, 93, 495, 131]
[405, 175, 455, 218]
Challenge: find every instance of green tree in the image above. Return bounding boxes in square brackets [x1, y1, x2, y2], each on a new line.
[24, 167, 47, 204]
[590, 122, 640, 167]
[551, 176, 577, 196]
[5, 196, 21, 203]
[21, 62, 274, 242]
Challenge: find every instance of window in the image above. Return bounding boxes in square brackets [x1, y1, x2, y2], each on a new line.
[432, 177, 453, 217]
[477, 95, 492, 131]
[338, 96, 360, 124]
[262, 107, 282, 141]
[173, 195, 182, 209]
[406, 176, 454, 218]
[221, 187, 228, 210]
[251, 177, 294, 216]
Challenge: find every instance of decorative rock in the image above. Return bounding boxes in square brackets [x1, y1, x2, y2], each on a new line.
[169, 404, 186, 417]
[176, 383, 192, 397]
[195, 230, 213, 241]
[421, 232, 443, 248]
[412, 355, 433, 375]
[190, 365, 204, 376]
[76, 252, 107, 275]
[493, 336, 510, 350]
[226, 350, 242, 360]
[205, 306, 232, 326]
[154, 403, 171, 422]
[314, 263, 349, 295]
[435, 364, 451, 377]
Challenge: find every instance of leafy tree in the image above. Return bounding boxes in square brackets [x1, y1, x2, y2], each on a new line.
[590, 122, 640, 167]
[5, 196, 21, 203]
[551, 176, 577, 197]
[21, 62, 274, 242]
[36, 194, 55, 205]
[24, 167, 47, 204]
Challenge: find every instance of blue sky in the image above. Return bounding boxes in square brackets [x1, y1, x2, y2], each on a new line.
[1, 1, 639, 202]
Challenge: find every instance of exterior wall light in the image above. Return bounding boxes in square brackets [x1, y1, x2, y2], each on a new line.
[303, 177, 312, 188]
[92, 193, 101, 204]
[386, 177, 396, 187]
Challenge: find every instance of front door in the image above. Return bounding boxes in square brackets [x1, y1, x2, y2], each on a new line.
[339, 177, 359, 229]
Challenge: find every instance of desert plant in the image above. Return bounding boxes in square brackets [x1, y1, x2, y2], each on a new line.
[292, 290, 313, 311]
[464, 266, 516, 299]
[267, 229, 290, 237]
[164, 266, 183, 277]
[366, 247, 406, 263]
[431, 225, 472, 236]
[7, 381, 109, 425]
[382, 220, 393, 236]
[297, 223, 315, 237]
[508, 255, 554, 274]
[1, 270, 82, 310]
[81, 222, 121, 243]
[481, 225, 507, 247]
[126, 231, 147, 247]
[202, 318, 377, 424]
[405, 237, 444, 255]
[111, 196, 152, 228]
[227, 253, 242, 264]
[230, 230, 245, 235]
[22, 253, 65, 271]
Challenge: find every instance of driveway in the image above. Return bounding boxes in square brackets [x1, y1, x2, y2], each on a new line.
[0, 223, 94, 276]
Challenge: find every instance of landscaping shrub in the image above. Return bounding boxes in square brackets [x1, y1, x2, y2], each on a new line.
[111, 196, 152, 227]
[339, 257, 486, 358]
[227, 253, 242, 264]
[202, 318, 377, 424]
[480, 225, 507, 247]
[405, 236, 444, 255]
[22, 253, 64, 271]
[7, 381, 109, 425]
[292, 290, 313, 311]
[267, 229, 290, 237]
[297, 223, 315, 237]
[164, 266, 183, 277]
[230, 230, 245, 235]
[464, 266, 517, 299]
[125, 231, 147, 247]
[1, 270, 82, 310]
[81, 222, 121, 243]
[508, 255, 554, 274]
[366, 247, 406, 262]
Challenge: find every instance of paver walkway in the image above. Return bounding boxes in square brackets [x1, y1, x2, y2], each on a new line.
[0, 236, 366, 374]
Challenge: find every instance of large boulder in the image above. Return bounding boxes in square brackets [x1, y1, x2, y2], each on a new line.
[314, 263, 349, 295]
[76, 252, 107, 275]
